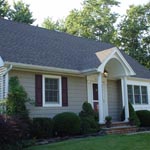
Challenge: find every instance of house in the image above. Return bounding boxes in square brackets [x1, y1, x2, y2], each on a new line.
[0, 18, 150, 123]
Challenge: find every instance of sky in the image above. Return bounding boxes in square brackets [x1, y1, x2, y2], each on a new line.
[7, 0, 150, 26]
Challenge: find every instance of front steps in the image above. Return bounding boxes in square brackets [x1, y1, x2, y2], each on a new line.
[100, 122, 138, 135]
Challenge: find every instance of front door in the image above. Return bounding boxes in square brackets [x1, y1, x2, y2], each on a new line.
[93, 83, 99, 112]
[92, 80, 108, 118]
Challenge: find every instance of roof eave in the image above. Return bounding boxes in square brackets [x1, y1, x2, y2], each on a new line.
[5, 61, 85, 77]
[80, 68, 98, 75]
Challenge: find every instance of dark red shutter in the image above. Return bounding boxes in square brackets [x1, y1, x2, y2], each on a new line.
[35, 75, 42, 106]
[62, 77, 68, 106]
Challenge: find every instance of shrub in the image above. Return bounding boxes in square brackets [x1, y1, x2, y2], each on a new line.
[31, 117, 54, 138]
[53, 112, 80, 136]
[128, 102, 140, 126]
[121, 102, 140, 126]
[79, 102, 95, 117]
[79, 102, 99, 134]
[136, 110, 150, 127]
[0, 115, 30, 150]
[6, 76, 29, 119]
[105, 116, 112, 128]
[105, 116, 112, 122]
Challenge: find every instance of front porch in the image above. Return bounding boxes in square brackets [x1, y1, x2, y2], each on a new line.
[87, 74, 129, 123]
[86, 48, 136, 124]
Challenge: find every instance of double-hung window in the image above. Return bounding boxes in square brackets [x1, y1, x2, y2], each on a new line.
[127, 85, 148, 105]
[43, 75, 62, 107]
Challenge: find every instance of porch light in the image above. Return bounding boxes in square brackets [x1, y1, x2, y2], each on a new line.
[103, 70, 108, 77]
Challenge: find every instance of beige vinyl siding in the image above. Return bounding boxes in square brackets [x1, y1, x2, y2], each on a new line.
[10, 70, 35, 99]
[107, 80, 122, 121]
[9, 70, 87, 118]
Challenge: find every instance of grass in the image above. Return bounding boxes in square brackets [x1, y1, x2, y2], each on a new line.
[25, 133, 150, 150]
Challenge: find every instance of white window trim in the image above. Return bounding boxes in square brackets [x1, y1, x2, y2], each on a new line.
[0, 67, 9, 100]
[42, 75, 62, 107]
[127, 80, 150, 106]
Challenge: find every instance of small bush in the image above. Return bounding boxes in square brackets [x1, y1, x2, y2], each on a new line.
[136, 110, 150, 127]
[121, 102, 140, 126]
[0, 115, 30, 150]
[31, 117, 54, 138]
[128, 102, 140, 126]
[53, 112, 80, 136]
[79, 102, 99, 134]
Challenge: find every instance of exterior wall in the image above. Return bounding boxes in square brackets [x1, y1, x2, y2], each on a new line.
[10, 70, 35, 100]
[107, 80, 122, 121]
[9, 70, 87, 118]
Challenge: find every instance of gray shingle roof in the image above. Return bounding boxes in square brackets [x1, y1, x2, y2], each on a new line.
[0, 18, 150, 79]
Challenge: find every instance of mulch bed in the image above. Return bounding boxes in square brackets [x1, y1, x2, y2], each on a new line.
[34, 127, 150, 145]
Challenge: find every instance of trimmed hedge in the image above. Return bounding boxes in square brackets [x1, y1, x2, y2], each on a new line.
[79, 102, 99, 134]
[136, 110, 150, 127]
[53, 112, 80, 136]
[31, 118, 54, 138]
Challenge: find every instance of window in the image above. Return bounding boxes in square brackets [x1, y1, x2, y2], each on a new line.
[0, 70, 8, 100]
[127, 85, 148, 104]
[43, 75, 61, 106]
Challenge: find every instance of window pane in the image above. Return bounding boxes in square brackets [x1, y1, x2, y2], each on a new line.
[141, 86, 148, 104]
[134, 86, 140, 94]
[134, 86, 141, 104]
[128, 85, 132, 94]
[45, 78, 59, 104]
[142, 95, 148, 104]
[134, 95, 141, 104]
[128, 95, 134, 104]
[141, 86, 147, 94]
[127, 85, 133, 104]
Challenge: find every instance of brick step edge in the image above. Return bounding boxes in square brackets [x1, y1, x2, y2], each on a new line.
[101, 126, 138, 135]
[100, 122, 130, 128]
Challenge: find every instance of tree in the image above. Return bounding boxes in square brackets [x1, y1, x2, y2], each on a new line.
[64, 9, 82, 36]
[0, 0, 9, 18]
[8, 0, 35, 24]
[42, 0, 119, 43]
[6, 76, 29, 119]
[42, 17, 66, 31]
[42, 17, 57, 30]
[64, 0, 120, 43]
[115, 3, 150, 69]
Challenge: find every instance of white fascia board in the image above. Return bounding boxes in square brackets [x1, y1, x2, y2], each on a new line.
[127, 77, 150, 82]
[5, 61, 83, 75]
[5, 62, 100, 76]
[81, 68, 98, 75]
[115, 48, 136, 76]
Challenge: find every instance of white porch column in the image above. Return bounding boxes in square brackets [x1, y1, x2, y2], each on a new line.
[122, 77, 129, 122]
[98, 73, 104, 123]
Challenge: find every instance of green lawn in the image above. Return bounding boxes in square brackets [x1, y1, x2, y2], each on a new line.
[25, 133, 150, 150]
